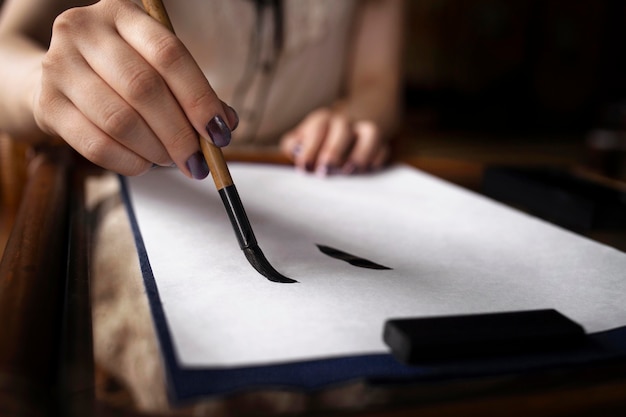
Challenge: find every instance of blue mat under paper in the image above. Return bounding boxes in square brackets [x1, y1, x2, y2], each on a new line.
[120, 177, 626, 404]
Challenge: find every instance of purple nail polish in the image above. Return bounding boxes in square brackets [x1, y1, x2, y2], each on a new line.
[316, 164, 330, 178]
[185, 152, 209, 180]
[206, 115, 231, 147]
[327, 166, 343, 176]
[228, 105, 240, 131]
[342, 162, 357, 175]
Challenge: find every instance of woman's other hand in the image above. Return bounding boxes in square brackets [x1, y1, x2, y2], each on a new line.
[280, 108, 390, 176]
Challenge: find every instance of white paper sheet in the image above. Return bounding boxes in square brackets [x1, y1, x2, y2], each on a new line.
[126, 164, 626, 367]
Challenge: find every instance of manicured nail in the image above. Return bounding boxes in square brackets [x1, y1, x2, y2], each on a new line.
[342, 162, 357, 175]
[292, 143, 302, 157]
[315, 164, 330, 178]
[185, 152, 209, 180]
[327, 166, 343, 176]
[205, 115, 231, 147]
[226, 105, 239, 131]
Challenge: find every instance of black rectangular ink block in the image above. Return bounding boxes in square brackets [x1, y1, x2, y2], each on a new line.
[383, 309, 586, 364]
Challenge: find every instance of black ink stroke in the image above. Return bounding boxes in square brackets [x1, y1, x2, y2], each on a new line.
[316, 244, 392, 270]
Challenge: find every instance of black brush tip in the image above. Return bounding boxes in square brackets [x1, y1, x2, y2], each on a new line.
[243, 246, 297, 283]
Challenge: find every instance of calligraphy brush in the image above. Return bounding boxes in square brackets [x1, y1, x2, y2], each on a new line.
[141, 0, 296, 283]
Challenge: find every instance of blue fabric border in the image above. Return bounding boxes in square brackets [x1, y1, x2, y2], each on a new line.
[119, 175, 626, 404]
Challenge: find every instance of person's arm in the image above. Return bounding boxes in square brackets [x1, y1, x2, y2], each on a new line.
[0, 0, 79, 144]
[280, 0, 405, 176]
[0, 0, 237, 179]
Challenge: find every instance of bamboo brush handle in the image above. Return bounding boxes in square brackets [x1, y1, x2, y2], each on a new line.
[141, 0, 174, 32]
[141, 0, 234, 189]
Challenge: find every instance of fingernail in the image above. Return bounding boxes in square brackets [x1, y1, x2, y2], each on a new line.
[292, 143, 302, 156]
[151, 162, 177, 170]
[315, 164, 330, 178]
[342, 162, 357, 175]
[327, 166, 343, 176]
[206, 115, 231, 147]
[226, 105, 239, 131]
[185, 152, 209, 179]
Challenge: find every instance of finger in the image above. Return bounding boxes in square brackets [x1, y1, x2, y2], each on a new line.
[47, 97, 152, 176]
[293, 109, 332, 172]
[279, 129, 303, 162]
[371, 144, 391, 171]
[48, 2, 200, 177]
[314, 114, 354, 176]
[74, 17, 201, 176]
[222, 101, 240, 131]
[59, 53, 172, 166]
[345, 121, 384, 174]
[113, 2, 235, 149]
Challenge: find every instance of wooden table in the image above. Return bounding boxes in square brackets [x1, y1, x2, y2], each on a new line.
[1, 143, 625, 417]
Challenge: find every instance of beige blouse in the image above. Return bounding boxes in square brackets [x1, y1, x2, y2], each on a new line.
[139, 0, 359, 145]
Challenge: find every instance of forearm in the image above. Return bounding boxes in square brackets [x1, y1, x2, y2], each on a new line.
[335, 0, 405, 142]
[0, 0, 94, 143]
[0, 33, 48, 143]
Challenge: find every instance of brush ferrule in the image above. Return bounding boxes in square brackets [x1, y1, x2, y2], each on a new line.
[218, 185, 257, 249]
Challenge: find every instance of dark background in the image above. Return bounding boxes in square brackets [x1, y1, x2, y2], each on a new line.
[403, 0, 626, 135]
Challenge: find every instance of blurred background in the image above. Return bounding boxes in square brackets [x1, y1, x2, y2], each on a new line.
[2, 0, 626, 255]
[401, 0, 626, 178]
[0, 2, 625, 411]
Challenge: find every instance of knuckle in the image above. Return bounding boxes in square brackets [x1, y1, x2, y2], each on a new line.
[101, 0, 128, 12]
[150, 34, 187, 72]
[82, 138, 109, 165]
[52, 8, 86, 36]
[40, 50, 62, 74]
[101, 104, 139, 139]
[186, 88, 215, 114]
[356, 120, 380, 139]
[47, 9, 88, 67]
[96, 0, 132, 21]
[125, 67, 163, 103]
[164, 124, 197, 154]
